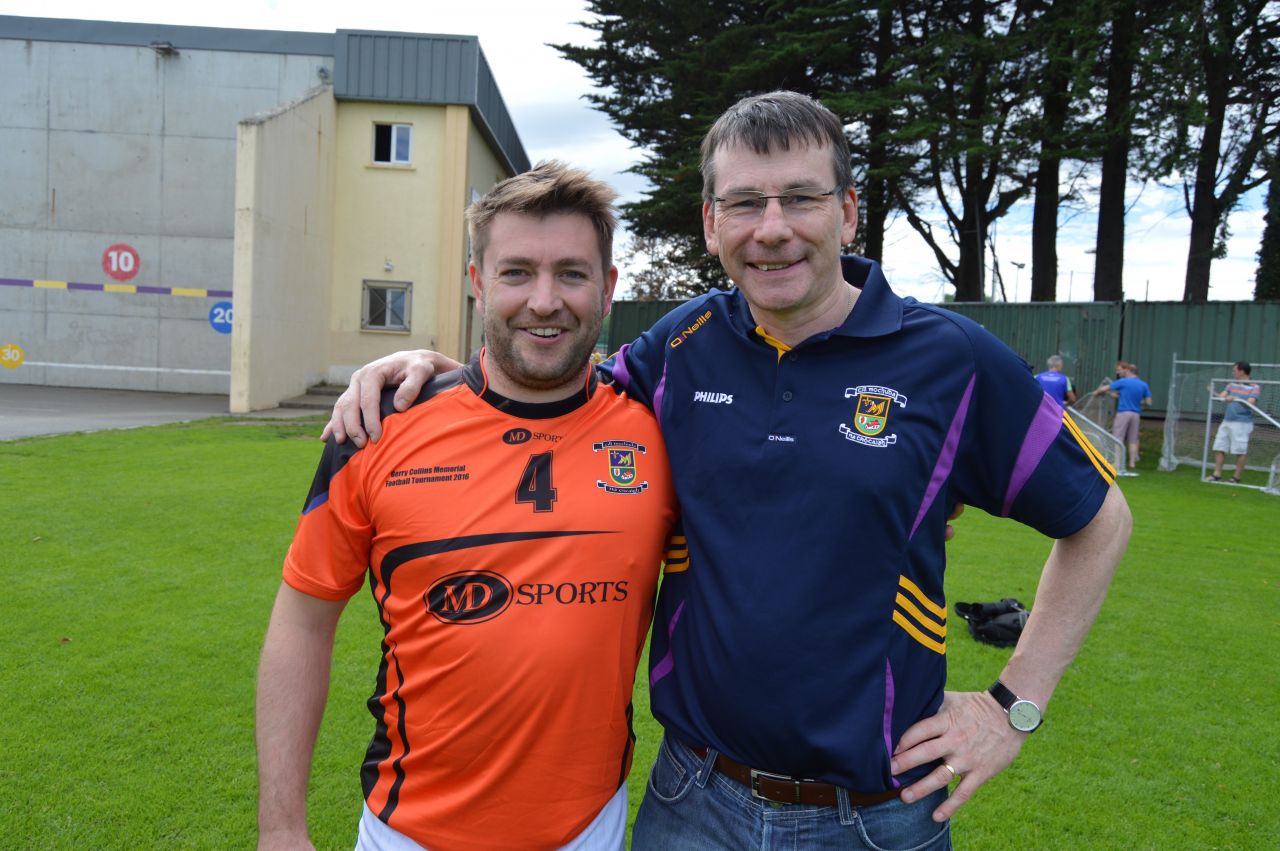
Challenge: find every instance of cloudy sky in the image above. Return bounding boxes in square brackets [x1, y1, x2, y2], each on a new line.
[5, 0, 1268, 301]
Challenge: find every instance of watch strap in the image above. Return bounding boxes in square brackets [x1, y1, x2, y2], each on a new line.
[988, 679, 1018, 710]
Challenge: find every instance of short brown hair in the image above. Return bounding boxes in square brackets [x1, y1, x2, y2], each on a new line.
[467, 160, 618, 270]
[700, 91, 852, 201]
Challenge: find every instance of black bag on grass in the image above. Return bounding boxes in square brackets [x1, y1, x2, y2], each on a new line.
[953, 598, 1029, 647]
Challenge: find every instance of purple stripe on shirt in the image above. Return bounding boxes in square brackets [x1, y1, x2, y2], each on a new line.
[649, 599, 686, 686]
[0, 278, 32, 287]
[208, 289, 233, 298]
[883, 658, 901, 787]
[653, 363, 668, 420]
[909, 374, 976, 540]
[68, 282, 100, 291]
[611, 343, 634, 390]
[137, 286, 168, 295]
[1002, 392, 1063, 516]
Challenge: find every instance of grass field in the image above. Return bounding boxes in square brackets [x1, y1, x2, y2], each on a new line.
[1, 417, 1275, 849]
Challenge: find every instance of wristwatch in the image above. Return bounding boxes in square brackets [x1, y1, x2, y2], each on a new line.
[988, 680, 1043, 733]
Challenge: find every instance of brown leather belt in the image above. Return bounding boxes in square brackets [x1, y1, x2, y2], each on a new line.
[690, 746, 901, 807]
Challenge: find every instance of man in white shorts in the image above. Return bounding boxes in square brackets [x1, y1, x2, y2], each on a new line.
[1208, 361, 1261, 483]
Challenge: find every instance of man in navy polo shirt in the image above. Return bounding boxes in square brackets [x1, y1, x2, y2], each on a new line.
[326, 92, 1132, 849]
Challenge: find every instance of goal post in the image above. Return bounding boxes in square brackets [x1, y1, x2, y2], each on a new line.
[1064, 403, 1127, 474]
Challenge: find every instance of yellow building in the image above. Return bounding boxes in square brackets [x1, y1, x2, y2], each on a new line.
[232, 31, 528, 411]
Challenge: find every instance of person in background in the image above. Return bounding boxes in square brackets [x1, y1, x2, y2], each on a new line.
[1092, 362, 1151, 476]
[1034, 354, 1077, 407]
[1207, 361, 1261, 483]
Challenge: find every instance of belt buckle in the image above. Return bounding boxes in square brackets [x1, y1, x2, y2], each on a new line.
[749, 767, 802, 804]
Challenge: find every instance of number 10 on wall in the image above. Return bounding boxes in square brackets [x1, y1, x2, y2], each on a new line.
[102, 243, 140, 282]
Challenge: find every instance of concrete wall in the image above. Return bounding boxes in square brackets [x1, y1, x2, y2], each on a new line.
[0, 36, 331, 392]
[230, 87, 336, 413]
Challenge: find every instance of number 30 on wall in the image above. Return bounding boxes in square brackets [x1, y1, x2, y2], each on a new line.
[1, 342, 24, 369]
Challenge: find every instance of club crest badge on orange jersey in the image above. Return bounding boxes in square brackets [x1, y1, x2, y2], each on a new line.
[592, 439, 649, 494]
[839, 385, 908, 448]
[608, 449, 637, 485]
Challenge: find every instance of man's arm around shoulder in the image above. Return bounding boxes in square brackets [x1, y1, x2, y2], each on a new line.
[256, 583, 347, 850]
[892, 484, 1131, 822]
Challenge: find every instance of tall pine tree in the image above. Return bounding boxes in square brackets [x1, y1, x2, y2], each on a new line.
[1148, 0, 1280, 302]
[891, 0, 1040, 301]
[1257, 139, 1280, 299]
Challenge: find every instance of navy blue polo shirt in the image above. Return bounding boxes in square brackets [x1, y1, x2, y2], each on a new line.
[604, 256, 1113, 793]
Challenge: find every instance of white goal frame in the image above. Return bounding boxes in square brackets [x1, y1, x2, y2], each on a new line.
[1160, 355, 1280, 494]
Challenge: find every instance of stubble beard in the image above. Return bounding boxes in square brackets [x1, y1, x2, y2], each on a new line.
[483, 311, 601, 392]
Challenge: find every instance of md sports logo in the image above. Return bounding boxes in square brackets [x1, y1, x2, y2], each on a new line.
[425, 571, 512, 624]
[424, 570, 631, 625]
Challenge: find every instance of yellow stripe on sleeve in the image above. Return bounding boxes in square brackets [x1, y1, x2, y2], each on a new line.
[34, 280, 67, 289]
[895, 593, 946, 638]
[104, 284, 138, 293]
[171, 287, 207, 298]
[1063, 412, 1116, 484]
[892, 610, 946, 655]
[897, 575, 947, 620]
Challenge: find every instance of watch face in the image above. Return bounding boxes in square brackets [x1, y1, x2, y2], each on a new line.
[1009, 699, 1041, 732]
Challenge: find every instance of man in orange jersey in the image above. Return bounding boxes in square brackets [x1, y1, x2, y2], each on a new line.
[255, 161, 678, 851]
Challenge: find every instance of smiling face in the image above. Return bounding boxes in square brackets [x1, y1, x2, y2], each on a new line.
[470, 211, 618, 403]
[703, 142, 858, 334]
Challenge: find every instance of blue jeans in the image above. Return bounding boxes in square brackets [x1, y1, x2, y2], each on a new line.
[632, 735, 951, 851]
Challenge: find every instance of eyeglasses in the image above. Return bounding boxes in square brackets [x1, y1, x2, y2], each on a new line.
[712, 187, 838, 221]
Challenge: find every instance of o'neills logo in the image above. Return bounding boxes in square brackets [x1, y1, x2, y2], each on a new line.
[425, 571, 513, 624]
[669, 310, 713, 348]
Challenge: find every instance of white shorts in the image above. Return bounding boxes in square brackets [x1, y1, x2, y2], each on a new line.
[1213, 420, 1253, 455]
[355, 783, 627, 851]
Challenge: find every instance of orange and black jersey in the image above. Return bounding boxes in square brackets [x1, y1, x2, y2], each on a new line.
[284, 355, 677, 851]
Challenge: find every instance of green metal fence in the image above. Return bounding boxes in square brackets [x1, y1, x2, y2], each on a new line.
[607, 298, 1280, 415]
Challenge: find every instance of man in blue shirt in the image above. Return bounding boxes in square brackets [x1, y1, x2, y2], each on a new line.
[326, 92, 1132, 849]
[1035, 355, 1077, 406]
[1092, 362, 1152, 475]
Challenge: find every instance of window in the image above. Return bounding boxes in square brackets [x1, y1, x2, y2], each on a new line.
[362, 281, 411, 331]
[373, 123, 412, 164]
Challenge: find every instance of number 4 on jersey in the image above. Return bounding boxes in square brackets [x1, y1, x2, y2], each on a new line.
[515, 452, 557, 512]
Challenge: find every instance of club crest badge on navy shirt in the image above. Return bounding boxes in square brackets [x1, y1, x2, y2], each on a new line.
[840, 385, 908, 447]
